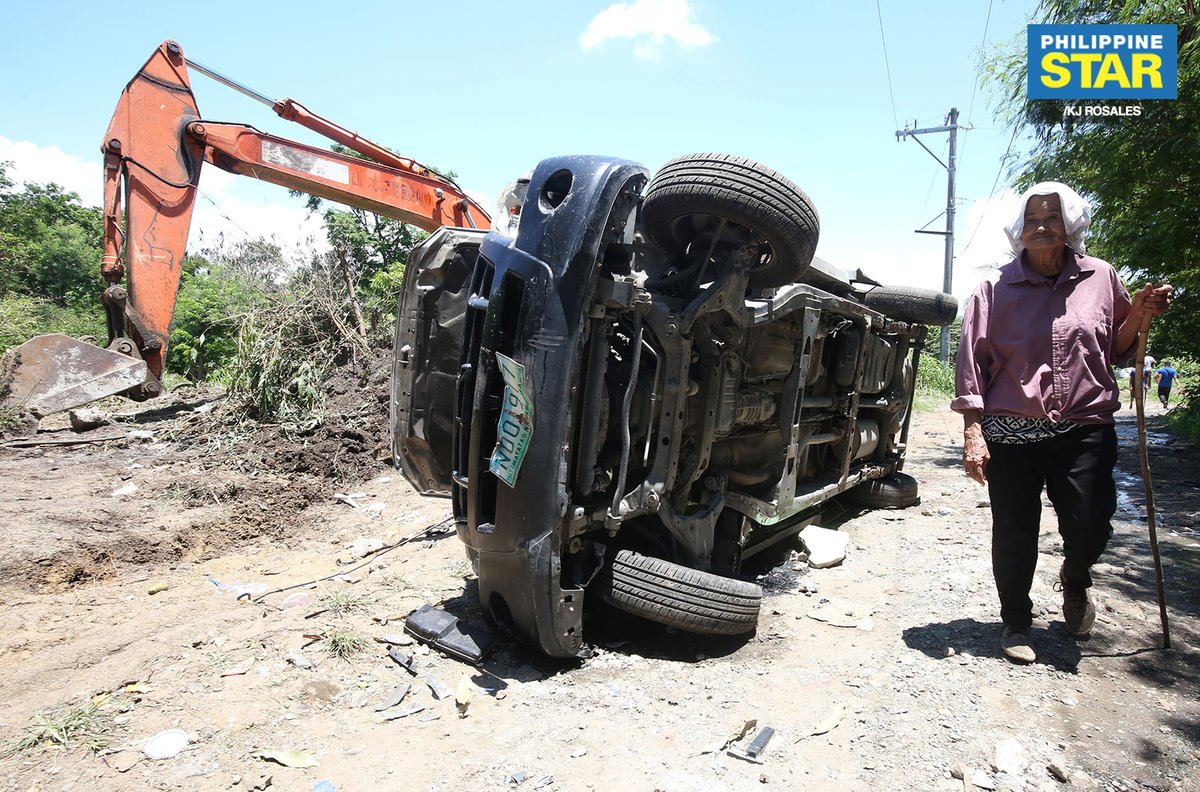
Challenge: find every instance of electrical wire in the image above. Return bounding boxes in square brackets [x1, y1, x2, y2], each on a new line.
[875, 0, 900, 129]
[959, 0, 995, 163]
[244, 516, 456, 604]
[958, 124, 1019, 256]
[197, 189, 254, 238]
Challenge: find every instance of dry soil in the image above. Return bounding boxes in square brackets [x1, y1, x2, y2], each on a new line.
[0, 370, 1197, 792]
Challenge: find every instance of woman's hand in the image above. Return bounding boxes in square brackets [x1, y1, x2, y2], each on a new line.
[1132, 282, 1173, 323]
[962, 411, 989, 485]
[963, 424, 989, 484]
[1117, 283, 1173, 355]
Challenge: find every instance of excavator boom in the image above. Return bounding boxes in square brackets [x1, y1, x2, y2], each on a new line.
[3, 40, 488, 417]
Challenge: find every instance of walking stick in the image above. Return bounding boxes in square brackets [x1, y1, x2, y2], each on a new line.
[1133, 316, 1171, 649]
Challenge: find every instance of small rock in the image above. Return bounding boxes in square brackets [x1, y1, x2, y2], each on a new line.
[127, 429, 155, 441]
[286, 651, 313, 669]
[380, 633, 414, 646]
[1068, 770, 1098, 790]
[944, 647, 956, 658]
[111, 483, 138, 498]
[69, 407, 110, 432]
[970, 768, 996, 790]
[993, 738, 1028, 775]
[1047, 761, 1069, 782]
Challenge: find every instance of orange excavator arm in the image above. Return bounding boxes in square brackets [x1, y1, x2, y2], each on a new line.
[5, 40, 489, 416]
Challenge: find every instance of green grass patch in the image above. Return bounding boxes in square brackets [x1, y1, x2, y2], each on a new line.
[914, 357, 956, 412]
[320, 628, 369, 661]
[323, 589, 369, 616]
[3, 698, 117, 757]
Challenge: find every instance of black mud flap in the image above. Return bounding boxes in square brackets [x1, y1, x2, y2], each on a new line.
[404, 604, 499, 664]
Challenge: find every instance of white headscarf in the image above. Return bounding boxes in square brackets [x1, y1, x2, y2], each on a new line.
[1005, 181, 1092, 255]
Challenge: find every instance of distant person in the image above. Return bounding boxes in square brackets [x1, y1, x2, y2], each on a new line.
[1143, 354, 1157, 397]
[1155, 361, 1180, 408]
[953, 182, 1172, 664]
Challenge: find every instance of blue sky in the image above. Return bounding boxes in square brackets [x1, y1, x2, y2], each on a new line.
[0, 0, 1040, 302]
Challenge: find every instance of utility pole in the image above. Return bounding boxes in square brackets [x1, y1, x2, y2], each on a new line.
[896, 107, 959, 362]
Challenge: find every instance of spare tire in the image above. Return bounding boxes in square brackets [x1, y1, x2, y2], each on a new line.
[843, 471, 920, 510]
[595, 550, 761, 635]
[862, 286, 958, 326]
[642, 153, 819, 289]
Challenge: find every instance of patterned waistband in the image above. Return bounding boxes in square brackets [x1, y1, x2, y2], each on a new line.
[982, 414, 1078, 445]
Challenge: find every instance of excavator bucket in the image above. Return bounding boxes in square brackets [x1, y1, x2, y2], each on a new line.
[1, 335, 149, 418]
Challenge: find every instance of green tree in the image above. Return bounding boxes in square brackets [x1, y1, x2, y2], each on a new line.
[167, 254, 266, 382]
[0, 162, 104, 307]
[984, 1, 1199, 357]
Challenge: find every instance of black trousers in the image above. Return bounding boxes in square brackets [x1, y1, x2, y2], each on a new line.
[985, 424, 1117, 628]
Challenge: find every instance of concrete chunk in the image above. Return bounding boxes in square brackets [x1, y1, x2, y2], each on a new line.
[799, 525, 848, 568]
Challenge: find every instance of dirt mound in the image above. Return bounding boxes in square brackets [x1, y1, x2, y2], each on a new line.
[0, 349, 398, 591]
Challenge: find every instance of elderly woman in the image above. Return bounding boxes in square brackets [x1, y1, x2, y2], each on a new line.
[952, 182, 1172, 664]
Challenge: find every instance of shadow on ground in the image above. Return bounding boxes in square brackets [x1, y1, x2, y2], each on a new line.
[901, 617, 1084, 673]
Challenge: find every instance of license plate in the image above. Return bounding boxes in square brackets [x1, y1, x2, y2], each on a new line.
[489, 352, 533, 487]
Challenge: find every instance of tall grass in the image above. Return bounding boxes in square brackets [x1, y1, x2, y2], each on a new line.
[0, 294, 104, 353]
[914, 356, 955, 412]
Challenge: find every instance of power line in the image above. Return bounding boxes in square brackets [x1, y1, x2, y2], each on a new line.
[958, 124, 1019, 256]
[960, 0, 995, 164]
[197, 188, 253, 238]
[875, 0, 899, 129]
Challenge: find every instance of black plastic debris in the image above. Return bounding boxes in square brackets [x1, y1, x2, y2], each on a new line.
[404, 604, 499, 664]
[373, 682, 411, 712]
[387, 646, 417, 675]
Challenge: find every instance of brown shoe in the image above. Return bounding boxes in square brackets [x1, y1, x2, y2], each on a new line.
[1000, 625, 1036, 664]
[1056, 563, 1096, 638]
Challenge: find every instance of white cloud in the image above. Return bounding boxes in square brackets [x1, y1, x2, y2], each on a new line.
[581, 0, 716, 60]
[0, 135, 103, 205]
[0, 135, 327, 265]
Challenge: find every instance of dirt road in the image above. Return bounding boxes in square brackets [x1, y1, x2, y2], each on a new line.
[1, 386, 1197, 792]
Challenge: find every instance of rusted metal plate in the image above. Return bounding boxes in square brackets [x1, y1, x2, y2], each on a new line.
[2, 335, 148, 417]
